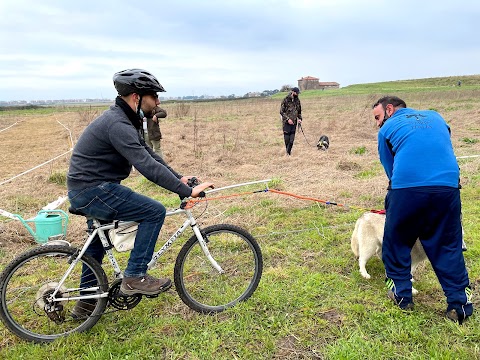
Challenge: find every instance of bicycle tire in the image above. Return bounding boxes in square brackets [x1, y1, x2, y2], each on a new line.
[0, 245, 108, 343]
[174, 224, 263, 313]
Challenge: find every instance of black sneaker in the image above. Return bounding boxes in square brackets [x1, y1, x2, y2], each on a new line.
[387, 290, 414, 311]
[71, 300, 97, 319]
[120, 275, 172, 296]
[446, 309, 469, 325]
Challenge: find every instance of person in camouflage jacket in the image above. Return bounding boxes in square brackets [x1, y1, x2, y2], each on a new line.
[145, 105, 167, 158]
[280, 87, 302, 155]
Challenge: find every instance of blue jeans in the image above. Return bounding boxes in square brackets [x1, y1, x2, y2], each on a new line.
[68, 182, 166, 277]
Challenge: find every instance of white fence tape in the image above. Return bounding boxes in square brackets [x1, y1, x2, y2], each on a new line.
[0, 149, 72, 187]
[0, 119, 73, 218]
[457, 155, 480, 159]
[0, 118, 75, 186]
[0, 209, 17, 220]
[0, 122, 18, 133]
[0, 196, 69, 220]
[42, 196, 68, 210]
[56, 119, 74, 149]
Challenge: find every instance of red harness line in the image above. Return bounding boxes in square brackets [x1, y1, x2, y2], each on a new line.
[184, 188, 384, 213]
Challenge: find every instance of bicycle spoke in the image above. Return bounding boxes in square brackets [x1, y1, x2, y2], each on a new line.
[175, 224, 262, 313]
[0, 246, 108, 343]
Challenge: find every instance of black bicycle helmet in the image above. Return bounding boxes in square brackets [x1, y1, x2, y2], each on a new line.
[113, 69, 166, 96]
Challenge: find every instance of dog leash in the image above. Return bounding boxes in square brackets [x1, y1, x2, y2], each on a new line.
[297, 123, 316, 147]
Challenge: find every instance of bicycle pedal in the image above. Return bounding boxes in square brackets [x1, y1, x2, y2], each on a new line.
[144, 294, 159, 299]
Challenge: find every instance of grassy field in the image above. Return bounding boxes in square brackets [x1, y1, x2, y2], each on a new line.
[0, 76, 479, 359]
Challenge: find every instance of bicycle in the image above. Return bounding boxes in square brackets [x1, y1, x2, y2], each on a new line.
[0, 183, 264, 343]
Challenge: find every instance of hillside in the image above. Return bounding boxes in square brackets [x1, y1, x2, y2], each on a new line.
[272, 74, 480, 99]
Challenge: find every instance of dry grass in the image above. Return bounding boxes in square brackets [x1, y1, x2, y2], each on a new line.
[0, 91, 479, 357]
[0, 93, 479, 259]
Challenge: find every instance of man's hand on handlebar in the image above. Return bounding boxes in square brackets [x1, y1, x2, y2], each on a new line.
[191, 182, 214, 198]
[180, 176, 214, 198]
[180, 176, 202, 186]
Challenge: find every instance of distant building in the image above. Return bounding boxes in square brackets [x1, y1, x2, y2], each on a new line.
[244, 92, 262, 98]
[297, 76, 340, 91]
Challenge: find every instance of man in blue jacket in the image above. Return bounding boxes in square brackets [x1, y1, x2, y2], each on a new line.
[372, 96, 473, 323]
[68, 69, 212, 317]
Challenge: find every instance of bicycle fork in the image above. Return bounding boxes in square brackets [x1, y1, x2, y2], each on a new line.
[191, 224, 225, 274]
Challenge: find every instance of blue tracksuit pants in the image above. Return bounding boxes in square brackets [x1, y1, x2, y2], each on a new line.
[382, 186, 473, 315]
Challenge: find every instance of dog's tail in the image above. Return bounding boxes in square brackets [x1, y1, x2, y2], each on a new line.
[351, 219, 360, 257]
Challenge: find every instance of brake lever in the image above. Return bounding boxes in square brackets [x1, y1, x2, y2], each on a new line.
[179, 191, 206, 210]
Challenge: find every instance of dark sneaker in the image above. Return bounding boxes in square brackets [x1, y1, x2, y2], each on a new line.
[120, 275, 171, 296]
[446, 309, 469, 325]
[387, 290, 414, 311]
[71, 299, 97, 319]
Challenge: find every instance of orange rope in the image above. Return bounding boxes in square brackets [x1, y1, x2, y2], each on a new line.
[184, 187, 382, 213]
[268, 189, 346, 207]
[268, 189, 383, 213]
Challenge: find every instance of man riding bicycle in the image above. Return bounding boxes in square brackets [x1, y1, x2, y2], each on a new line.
[67, 69, 213, 317]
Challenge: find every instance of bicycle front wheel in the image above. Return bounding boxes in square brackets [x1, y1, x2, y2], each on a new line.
[0, 245, 108, 343]
[174, 224, 263, 313]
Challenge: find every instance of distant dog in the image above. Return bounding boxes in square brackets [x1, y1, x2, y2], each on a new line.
[316, 135, 329, 151]
[351, 212, 427, 294]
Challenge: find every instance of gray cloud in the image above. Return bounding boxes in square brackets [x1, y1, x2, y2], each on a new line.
[0, 0, 479, 101]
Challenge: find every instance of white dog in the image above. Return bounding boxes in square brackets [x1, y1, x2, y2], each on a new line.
[351, 212, 427, 294]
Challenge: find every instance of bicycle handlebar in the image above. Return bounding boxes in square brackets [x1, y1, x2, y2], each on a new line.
[186, 177, 206, 198]
[180, 177, 205, 209]
[186, 177, 200, 187]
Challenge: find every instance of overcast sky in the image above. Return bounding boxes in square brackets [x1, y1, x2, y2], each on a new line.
[1, 0, 478, 101]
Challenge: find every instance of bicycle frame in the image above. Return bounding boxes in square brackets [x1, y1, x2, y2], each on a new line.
[48, 178, 271, 304]
[48, 207, 223, 303]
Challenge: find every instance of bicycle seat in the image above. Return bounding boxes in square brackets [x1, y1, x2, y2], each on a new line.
[68, 207, 88, 216]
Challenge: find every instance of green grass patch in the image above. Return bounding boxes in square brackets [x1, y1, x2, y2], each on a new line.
[47, 171, 67, 186]
[355, 169, 378, 179]
[351, 146, 367, 155]
[462, 137, 479, 144]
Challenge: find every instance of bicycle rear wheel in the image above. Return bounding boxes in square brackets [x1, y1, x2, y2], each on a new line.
[0, 245, 108, 343]
[174, 224, 263, 313]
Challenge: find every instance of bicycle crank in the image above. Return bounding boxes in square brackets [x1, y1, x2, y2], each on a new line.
[108, 279, 142, 310]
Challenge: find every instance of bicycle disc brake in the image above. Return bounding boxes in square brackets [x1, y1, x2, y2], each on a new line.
[108, 279, 142, 310]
